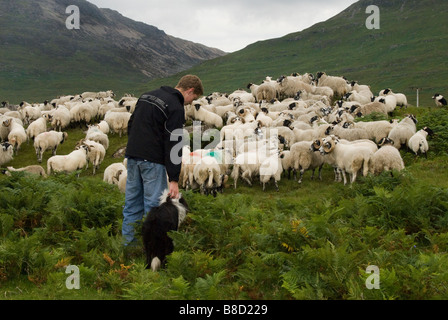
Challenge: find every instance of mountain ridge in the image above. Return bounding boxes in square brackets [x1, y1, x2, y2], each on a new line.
[0, 0, 226, 103]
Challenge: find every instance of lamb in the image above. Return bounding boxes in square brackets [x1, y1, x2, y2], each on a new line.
[34, 130, 68, 163]
[47, 145, 90, 176]
[193, 104, 223, 129]
[387, 114, 418, 149]
[6, 165, 47, 177]
[316, 72, 351, 97]
[104, 111, 131, 137]
[0, 142, 14, 166]
[289, 141, 325, 184]
[104, 161, 127, 185]
[432, 94, 447, 107]
[193, 155, 222, 196]
[279, 150, 295, 179]
[319, 135, 374, 185]
[407, 127, 434, 157]
[77, 139, 106, 175]
[113, 169, 128, 193]
[370, 138, 405, 175]
[2, 118, 27, 154]
[26, 117, 47, 142]
[259, 153, 283, 191]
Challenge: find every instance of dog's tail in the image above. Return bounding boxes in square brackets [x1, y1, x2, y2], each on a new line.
[151, 257, 162, 272]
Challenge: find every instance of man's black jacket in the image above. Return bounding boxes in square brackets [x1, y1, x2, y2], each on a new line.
[125, 86, 185, 182]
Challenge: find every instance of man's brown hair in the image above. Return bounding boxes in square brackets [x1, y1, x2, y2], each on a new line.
[176, 75, 204, 96]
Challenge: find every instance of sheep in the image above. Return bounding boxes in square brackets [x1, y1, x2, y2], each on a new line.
[26, 117, 47, 142]
[34, 131, 68, 163]
[344, 91, 372, 105]
[279, 150, 295, 179]
[193, 104, 223, 129]
[259, 153, 283, 191]
[432, 94, 447, 107]
[350, 101, 389, 117]
[319, 135, 374, 185]
[387, 114, 418, 149]
[6, 165, 47, 177]
[47, 145, 90, 176]
[77, 139, 106, 175]
[49, 106, 71, 131]
[407, 127, 434, 157]
[104, 111, 131, 137]
[277, 75, 314, 100]
[290, 141, 325, 184]
[350, 120, 396, 143]
[86, 126, 109, 150]
[2, 118, 27, 154]
[374, 95, 397, 114]
[113, 169, 128, 193]
[380, 89, 408, 108]
[69, 101, 96, 127]
[193, 155, 222, 196]
[0, 142, 14, 166]
[104, 161, 127, 185]
[316, 72, 351, 97]
[370, 138, 405, 175]
[325, 124, 369, 141]
[255, 82, 278, 102]
[19, 105, 41, 125]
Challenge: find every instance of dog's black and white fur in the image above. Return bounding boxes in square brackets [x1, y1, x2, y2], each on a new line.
[142, 190, 189, 271]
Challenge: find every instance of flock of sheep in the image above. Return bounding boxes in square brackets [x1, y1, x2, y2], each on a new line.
[0, 90, 135, 186]
[0, 71, 443, 195]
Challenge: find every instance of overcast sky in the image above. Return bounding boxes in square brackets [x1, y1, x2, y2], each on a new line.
[86, 0, 358, 52]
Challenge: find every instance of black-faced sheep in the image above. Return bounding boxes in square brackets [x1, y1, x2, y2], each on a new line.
[432, 94, 447, 107]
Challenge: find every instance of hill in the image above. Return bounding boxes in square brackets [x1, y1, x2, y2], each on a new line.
[0, 0, 225, 104]
[140, 0, 448, 106]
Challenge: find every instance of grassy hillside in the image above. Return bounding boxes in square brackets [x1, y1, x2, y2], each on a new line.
[139, 0, 448, 106]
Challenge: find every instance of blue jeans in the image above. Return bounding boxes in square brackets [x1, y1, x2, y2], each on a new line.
[122, 158, 168, 246]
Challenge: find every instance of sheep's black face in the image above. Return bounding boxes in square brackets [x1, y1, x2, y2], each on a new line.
[194, 104, 201, 111]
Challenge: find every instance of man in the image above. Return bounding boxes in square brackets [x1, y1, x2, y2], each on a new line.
[122, 75, 203, 246]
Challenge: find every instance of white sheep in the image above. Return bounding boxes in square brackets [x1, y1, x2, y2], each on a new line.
[290, 141, 325, 184]
[370, 138, 405, 175]
[380, 89, 408, 108]
[193, 155, 222, 196]
[2, 118, 27, 154]
[351, 120, 396, 143]
[316, 72, 350, 97]
[326, 124, 369, 141]
[387, 114, 418, 149]
[113, 169, 127, 193]
[34, 131, 68, 163]
[350, 101, 388, 117]
[277, 75, 314, 100]
[375, 95, 397, 114]
[47, 145, 90, 176]
[319, 135, 374, 185]
[259, 153, 283, 191]
[104, 111, 132, 137]
[49, 106, 71, 131]
[0, 142, 14, 166]
[104, 161, 127, 185]
[26, 117, 47, 142]
[408, 127, 434, 157]
[6, 165, 47, 177]
[78, 139, 106, 175]
[86, 126, 109, 150]
[193, 104, 223, 129]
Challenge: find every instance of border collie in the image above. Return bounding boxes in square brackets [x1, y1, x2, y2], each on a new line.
[142, 190, 189, 271]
